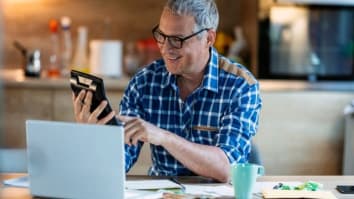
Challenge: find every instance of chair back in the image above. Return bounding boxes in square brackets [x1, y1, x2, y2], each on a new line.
[248, 143, 262, 165]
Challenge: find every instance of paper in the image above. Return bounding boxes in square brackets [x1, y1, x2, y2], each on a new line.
[125, 179, 181, 190]
[184, 184, 234, 197]
[262, 189, 337, 199]
[125, 190, 163, 199]
[3, 177, 180, 191]
[2, 177, 163, 199]
[182, 182, 292, 197]
[2, 175, 29, 188]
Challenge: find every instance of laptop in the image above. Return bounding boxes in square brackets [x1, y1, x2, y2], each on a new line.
[26, 120, 125, 199]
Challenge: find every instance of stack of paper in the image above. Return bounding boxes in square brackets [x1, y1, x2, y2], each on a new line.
[125, 179, 182, 199]
[125, 190, 163, 199]
[184, 184, 234, 197]
[2, 175, 29, 188]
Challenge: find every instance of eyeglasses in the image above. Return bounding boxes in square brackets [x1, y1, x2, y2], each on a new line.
[152, 25, 209, 49]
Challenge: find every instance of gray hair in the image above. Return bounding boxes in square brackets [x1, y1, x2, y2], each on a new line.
[165, 0, 219, 32]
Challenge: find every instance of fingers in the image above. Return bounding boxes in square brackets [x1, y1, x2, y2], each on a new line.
[81, 91, 92, 113]
[120, 116, 139, 145]
[73, 90, 88, 123]
[116, 115, 134, 123]
[73, 90, 116, 125]
[87, 99, 116, 124]
[122, 118, 147, 146]
[84, 91, 93, 106]
[72, 90, 96, 123]
[97, 111, 116, 125]
[131, 132, 146, 146]
[73, 90, 86, 115]
[124, 121, 138, 146]
[118, 115, 160, 146]
[90, 100, 107, 118]
[124, 119, 141, 134]
[117, 115, 139, 132]
[91, 101, 115, 124]
[125, 129, 144, 146]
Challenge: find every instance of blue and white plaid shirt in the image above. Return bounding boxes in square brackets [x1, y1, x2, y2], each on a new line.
[120, 47, 262, 176]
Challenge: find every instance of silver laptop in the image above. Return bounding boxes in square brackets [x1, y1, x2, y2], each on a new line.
[26, 120, 125, 199]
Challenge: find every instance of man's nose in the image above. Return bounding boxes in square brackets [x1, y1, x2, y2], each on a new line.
[159, 40, 176, 53]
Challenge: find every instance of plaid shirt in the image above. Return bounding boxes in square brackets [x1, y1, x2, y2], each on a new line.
[120, 47, 262, 176]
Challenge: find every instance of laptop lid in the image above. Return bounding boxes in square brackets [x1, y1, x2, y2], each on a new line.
[26, 120, 125, 199]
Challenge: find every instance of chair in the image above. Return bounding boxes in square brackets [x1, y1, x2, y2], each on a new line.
[0, 148, 27, 172]
[248, 142, 262, 165]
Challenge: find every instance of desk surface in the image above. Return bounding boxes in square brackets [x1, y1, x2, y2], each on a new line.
[1, 173, 354, 199]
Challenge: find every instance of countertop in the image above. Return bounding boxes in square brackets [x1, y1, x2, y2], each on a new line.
[0, 69, 130, 90]
[259, 79, 354, 92]
[1, 69, 354, 91]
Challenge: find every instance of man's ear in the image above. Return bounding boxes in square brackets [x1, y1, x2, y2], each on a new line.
[206, 30, 216, 47]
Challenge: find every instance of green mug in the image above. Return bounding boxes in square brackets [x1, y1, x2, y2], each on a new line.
[231, 163, 264, 199]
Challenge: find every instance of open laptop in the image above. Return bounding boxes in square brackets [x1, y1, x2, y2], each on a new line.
[26, 120, 125, 199]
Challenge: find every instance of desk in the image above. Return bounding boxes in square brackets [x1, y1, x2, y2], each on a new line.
[1, 173, 354, 199]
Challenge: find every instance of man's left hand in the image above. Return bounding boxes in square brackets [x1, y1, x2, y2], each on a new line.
[117, 115, 168, 146]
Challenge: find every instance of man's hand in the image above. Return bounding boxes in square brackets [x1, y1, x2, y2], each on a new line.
[72, 90, 115, 124]
[118, 115, 230, 182]
[117, 115, 169, 146]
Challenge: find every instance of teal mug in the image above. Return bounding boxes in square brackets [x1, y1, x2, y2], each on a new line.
[231, 163, 264, 199]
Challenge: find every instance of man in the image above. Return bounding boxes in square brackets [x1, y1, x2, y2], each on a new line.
[73, 0, 262, 183]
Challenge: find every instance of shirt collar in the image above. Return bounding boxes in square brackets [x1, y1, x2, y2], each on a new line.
[163, 47, 219, 93]
[201, 47, 219, 93]
[161, 65, 177, 90]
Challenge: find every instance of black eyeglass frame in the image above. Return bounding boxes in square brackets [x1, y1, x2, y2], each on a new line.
[152, 25, 210, 49]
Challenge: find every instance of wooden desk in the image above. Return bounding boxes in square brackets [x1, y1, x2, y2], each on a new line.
[1, 173, 354, 199]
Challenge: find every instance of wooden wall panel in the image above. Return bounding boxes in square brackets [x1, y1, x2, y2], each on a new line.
[1, 0, 241, 69]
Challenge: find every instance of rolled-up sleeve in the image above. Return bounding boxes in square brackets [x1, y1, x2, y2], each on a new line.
[215, 81, 262, 164]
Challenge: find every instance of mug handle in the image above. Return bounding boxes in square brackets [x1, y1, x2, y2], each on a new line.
[257, 166, 265, 176]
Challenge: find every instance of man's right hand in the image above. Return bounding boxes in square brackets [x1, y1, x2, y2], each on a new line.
[72, 90, 115, 124]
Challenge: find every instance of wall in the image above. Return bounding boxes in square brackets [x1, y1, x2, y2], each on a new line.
[240, 0, 258, 75]
[0, 1, 4, 148]
[0, 1, 3, 65]
[255, 91, 354, 175]
[1, 0, 242, 70]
